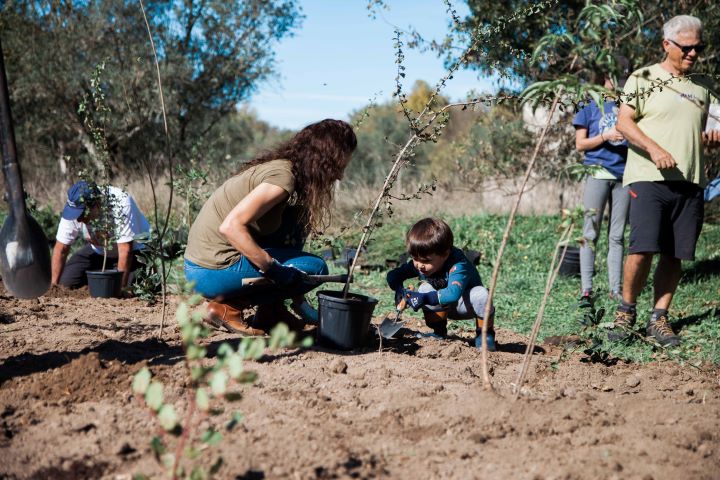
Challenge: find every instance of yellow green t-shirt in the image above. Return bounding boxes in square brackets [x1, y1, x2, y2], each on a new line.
[185, 159, 295, 268]
[622, 63, 719, 187]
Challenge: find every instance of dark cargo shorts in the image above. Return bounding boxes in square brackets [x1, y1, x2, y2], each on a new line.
[628, 181, 704, 260]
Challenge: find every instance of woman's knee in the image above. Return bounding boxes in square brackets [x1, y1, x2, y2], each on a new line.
[293, 254, 328, 275]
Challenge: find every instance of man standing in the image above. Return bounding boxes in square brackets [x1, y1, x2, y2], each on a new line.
[610, 15, 720, 346]
[51, 180, 150, 291]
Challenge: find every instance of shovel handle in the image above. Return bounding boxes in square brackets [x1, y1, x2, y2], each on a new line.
[241, 273, 349, 287]
[396, 284, 413, 312]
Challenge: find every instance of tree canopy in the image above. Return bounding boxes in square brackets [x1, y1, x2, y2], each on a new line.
[0, 0, 301, 183]
[456, 0, 720, 87]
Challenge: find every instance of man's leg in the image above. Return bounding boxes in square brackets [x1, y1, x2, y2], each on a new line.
[58, 244, 103, 288]
[644, 183, 702, 347]
[653, 254, 682, 310]
[644, 254, 682, 347]
[608, 252, 652, 341]
[621, 252, 654, 305]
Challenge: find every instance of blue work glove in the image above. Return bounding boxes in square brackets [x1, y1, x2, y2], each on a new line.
[262, 260, 305, 288]
[403, 288, 439, 311]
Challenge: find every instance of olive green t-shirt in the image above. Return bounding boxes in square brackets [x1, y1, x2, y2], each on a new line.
[185, 159, 295, 268]
[622, 63, 719, 187]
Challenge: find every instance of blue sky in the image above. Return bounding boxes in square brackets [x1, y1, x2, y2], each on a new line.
[245, 0, 495, 130]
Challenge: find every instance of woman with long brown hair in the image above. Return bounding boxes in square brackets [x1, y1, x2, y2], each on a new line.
[184, 119, 356, 334]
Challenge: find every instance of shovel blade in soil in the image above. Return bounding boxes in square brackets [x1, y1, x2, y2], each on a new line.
[379, 316, 405, 339]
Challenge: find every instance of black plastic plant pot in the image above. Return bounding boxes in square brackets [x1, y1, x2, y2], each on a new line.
[317, 290, 378, 350]
[86, 269, 123, 298]
[557, 245, 581, 277]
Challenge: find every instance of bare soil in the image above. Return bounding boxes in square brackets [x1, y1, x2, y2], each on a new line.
[1, 282, 719, 480]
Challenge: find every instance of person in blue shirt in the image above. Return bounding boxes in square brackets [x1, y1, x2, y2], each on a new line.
[386, 217, 495, 351]
[572, 63, 631, 322]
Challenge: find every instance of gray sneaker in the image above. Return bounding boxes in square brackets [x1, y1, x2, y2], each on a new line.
[607, 307, 637, 342]
[646, 312, 680, 347]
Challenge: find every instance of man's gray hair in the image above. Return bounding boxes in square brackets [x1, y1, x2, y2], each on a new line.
[663, 15, 702, 40]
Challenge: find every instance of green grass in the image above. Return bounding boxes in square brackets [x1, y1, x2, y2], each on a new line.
[324, 214, 720, 366]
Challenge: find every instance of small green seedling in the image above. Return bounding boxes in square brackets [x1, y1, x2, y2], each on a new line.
[132, 292, 311, 479]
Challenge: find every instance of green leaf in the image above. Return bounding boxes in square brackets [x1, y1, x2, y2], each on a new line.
[190, 467, 207, 480]
[161, 453, 175, 469]
[187, 344, 207, 360]
[191, 366, 211, 381]
[176, 303, 190, 327]
[217, 342, 234, 358]
[145, 381, 164, 411]
[227, 354, 243, 380]
[200, 429, 223, 446]
[246, 338, 266, 360]
[269, 322, 290, 350]
[132, 367, 152, 395]
[226, 411, 244, 431]
[181, 324, 195, 344]
[188, 294, 204, 306]
[237, 337, 253, 357]
[196, 387, 210, 412]
[158, 404, 178, 432]
[301, 336, 314, 348]
[210, 371, 228, 396]
[185, 446, 202, 460]
[150, 436, 166, 458]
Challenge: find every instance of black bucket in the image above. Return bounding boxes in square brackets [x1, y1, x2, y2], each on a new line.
[317, 290, 378, 350]
[87, 269, 123, 298]
[557, 245, 581, 277]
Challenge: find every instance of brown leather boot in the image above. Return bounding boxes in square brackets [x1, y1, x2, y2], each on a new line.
[204, 301, 266, 336]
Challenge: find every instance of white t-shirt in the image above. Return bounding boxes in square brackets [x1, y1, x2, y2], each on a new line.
[56, 186, 150, 256]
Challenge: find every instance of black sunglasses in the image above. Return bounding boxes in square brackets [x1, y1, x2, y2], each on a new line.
[668, 38, 706, 55]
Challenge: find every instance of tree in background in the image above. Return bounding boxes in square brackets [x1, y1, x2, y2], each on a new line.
[0, 0, 300, 191]
[347, 80, 462, 186]
[456, 0, 720, 87]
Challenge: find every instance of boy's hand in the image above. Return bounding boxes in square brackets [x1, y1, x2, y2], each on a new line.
[403, 289, 439, 311]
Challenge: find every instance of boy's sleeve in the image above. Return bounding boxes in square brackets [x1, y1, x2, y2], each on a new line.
[386, 261, 418, 291]
[437, 261, 471, 306]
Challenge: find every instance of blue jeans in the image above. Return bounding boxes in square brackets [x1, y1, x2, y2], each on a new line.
[184, 248, 328, 304]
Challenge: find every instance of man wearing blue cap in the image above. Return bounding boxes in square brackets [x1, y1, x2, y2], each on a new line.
[51, 181, 150, 292]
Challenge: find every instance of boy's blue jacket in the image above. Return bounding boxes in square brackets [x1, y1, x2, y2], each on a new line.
[386, 247, 483, 306]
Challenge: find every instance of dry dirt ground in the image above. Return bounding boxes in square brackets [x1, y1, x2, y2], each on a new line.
[1, 284, 719, 480]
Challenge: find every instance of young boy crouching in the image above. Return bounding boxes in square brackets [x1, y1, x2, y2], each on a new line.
[386, 217, 496, 351]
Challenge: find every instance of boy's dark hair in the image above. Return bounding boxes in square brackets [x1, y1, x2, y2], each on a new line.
[406, 218, 454, 258]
